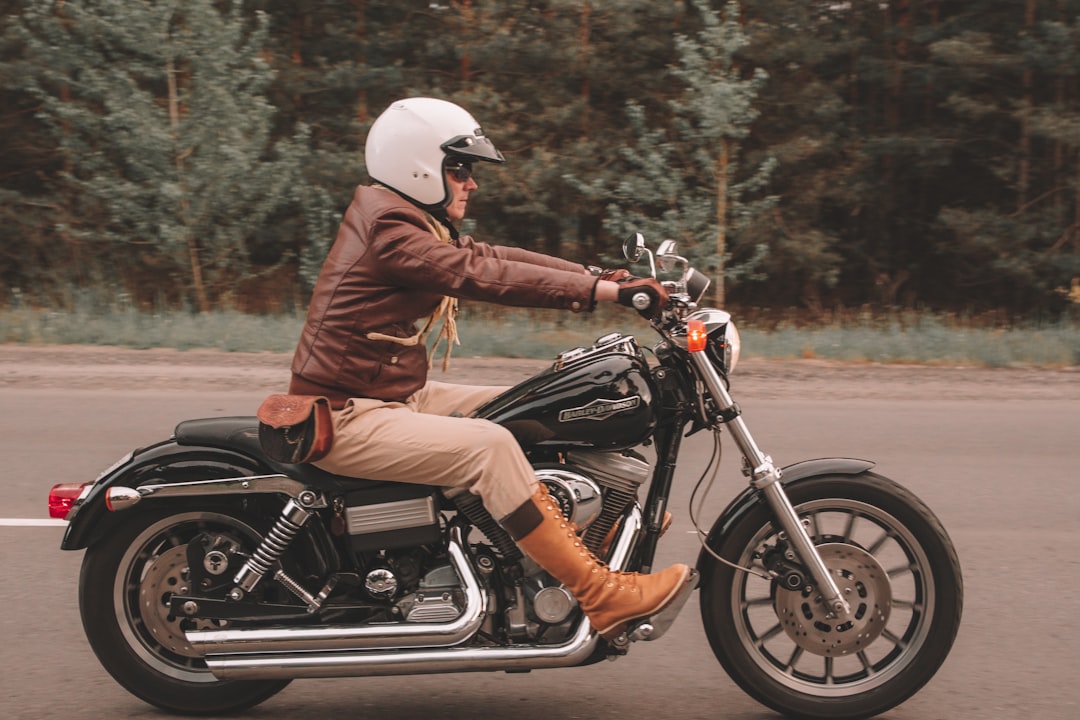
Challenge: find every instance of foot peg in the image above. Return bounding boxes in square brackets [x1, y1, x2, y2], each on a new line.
[627, 569, 699, 642]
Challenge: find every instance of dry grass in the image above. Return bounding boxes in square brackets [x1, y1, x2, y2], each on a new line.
[1, 303, 1076, 367]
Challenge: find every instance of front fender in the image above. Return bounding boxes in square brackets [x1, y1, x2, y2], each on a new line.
[60, 440, 267, 551]
[694, 457, 875, 573]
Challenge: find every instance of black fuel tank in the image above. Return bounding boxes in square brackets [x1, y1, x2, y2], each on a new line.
[474, 335, 657, 449]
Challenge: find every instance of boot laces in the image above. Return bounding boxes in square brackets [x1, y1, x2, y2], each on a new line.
[537, 485, 650, 591]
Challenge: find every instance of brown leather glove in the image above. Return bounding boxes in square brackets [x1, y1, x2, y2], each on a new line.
[599, 268, 632, 282]
[588, 266, 632, 282]
[616, 277, 669, 319]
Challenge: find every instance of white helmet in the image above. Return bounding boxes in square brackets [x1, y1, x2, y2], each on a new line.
[364, 98, 505, 211]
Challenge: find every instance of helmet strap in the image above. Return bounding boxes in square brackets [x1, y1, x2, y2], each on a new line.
[370, 182, 459, 235]
[429, 209, 460, 241]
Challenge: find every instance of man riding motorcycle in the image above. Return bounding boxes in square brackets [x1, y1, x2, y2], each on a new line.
[288, 97, 691, 640]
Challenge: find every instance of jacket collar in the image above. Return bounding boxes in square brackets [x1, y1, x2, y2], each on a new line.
[369, 183, 460, 242]
[430, 211, 460, 241]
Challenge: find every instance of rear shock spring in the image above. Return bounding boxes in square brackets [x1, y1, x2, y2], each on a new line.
[233, 499, 313, 593]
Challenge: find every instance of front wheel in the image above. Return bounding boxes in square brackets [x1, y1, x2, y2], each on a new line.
[700, 474, 963, 720]
[79, 509, 291, 714]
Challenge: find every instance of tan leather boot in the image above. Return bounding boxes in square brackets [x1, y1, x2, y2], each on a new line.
[505, 486, 692, 640]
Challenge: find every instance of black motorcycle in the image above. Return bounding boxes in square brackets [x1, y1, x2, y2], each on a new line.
[49, 235, 962, 720]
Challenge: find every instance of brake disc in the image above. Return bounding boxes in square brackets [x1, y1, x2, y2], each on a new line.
[772, 542, 892, 657]
[137, 544, 211, 657]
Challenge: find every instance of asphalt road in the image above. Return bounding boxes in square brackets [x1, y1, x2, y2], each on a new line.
[1, 349, 1077, 720]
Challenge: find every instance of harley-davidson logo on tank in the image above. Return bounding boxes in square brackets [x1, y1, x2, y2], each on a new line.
[558, 396, 642, 423]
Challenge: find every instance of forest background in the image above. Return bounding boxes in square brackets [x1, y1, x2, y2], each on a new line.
[1, 1, 1079, 363]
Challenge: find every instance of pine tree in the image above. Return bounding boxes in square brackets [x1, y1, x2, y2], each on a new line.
[928, 0, 1080, 311]
[731, 0, 863, 311]
[5, 0, 1077, 317]
[575, 0, 774, 305]
[14, 0, 311, 311]
[364, 1, 693, 264]
[0, 0, 79, 302]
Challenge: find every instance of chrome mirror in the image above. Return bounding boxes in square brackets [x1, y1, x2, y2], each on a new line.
[622, 232, 646, 262]
[657, 239, 681, 273]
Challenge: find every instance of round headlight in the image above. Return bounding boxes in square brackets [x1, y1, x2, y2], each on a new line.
[689, 309, 740, 375]
[704, 319, 740, 375]
[725, 321, 741, 374]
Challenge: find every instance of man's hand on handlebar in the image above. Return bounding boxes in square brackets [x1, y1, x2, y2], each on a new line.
[615, 276, 669, 319]
[586, 266, 632, 282]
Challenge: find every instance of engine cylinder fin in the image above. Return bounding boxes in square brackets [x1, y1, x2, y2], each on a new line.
[582, 487, 635, 555]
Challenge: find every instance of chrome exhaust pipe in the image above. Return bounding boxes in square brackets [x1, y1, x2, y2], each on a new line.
[187, 529, 485, 655]
[202, 509, 642, 681]
[207, 613, 598, 680]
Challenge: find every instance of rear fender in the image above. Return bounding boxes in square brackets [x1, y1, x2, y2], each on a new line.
[694, 457, 875, 576]
[60, 439, 269, 550]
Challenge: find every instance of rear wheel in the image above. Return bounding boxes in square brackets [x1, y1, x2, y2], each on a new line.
[700, 474, 963, 720]
[80, 509, 290, 714]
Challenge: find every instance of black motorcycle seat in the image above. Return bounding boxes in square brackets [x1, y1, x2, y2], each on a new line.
[173, 416, 389, 490]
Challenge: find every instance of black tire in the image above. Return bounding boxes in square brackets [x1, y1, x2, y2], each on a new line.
[700, 473, 963, 720]
[79, 509, 291, 715]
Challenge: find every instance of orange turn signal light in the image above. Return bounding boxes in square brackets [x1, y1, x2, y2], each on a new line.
[687, 319, 707, 353]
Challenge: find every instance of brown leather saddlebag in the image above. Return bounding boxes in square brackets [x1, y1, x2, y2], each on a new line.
[257, 394, 333, 464]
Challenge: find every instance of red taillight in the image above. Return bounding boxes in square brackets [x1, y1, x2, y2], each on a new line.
[49, 483, 88, 519]
[687, 319, 708, 353]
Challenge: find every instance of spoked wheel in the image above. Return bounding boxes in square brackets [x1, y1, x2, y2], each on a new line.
[700, 474, 962, 720]
[79, 510, 291, 714]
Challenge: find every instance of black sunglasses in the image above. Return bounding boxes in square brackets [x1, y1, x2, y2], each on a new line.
[446, 162, 474, 182]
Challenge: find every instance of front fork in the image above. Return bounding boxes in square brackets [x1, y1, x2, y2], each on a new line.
[688, 354, 852, 619]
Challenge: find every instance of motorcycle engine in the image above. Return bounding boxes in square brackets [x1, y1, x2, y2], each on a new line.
[540, 449, 651, 554]
[498, 450, 653, 638]
[360, 549, 465, 624]
[535, 468, 603, 528]
[395, 561, 464, 623]
[342, 450, 652, 634]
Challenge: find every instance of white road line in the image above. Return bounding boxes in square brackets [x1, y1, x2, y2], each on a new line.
[0, 519, 68, 527]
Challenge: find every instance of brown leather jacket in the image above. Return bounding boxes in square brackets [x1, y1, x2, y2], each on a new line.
[290, 185, 599, 406]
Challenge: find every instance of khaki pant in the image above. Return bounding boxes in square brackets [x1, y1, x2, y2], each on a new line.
[313, 381, 537, 520]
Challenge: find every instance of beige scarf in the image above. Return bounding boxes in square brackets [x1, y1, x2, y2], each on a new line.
[364, 188, 460, 371]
